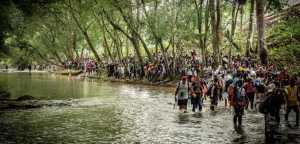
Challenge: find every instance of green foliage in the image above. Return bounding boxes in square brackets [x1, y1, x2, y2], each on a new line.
[0, 0, 297, 66]
[267, 15, 300, 74]
[266, 0, 288, 11]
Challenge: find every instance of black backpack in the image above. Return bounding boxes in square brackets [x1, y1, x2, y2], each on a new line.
[257, 84, 265, 93]
[259, 94, 272, 114]
[259, 91, 282, 115]
[193, 81, 202, 94]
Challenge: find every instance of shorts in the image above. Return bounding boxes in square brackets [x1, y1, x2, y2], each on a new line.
[222, 92, 228, 99]
[178, 99, 188, 106]
[234, 106, 244, 116]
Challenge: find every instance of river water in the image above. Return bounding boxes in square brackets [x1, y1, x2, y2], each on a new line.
[0, 73, 265, 144]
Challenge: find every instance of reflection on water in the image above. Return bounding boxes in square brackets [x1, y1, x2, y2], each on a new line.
[177, 113, 190, 124]
[0, 73, 265, 143]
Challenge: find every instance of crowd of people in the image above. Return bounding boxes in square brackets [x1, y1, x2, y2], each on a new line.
[64, 58, 99, 75]
[2, 63, 55, 72]
[173, 52, 299, 131]
[103, 50, 299, 131]
[106, 51, 203, 82]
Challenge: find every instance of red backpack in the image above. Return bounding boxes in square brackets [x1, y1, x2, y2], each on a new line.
[245, 82, 256, 93]
[228, 85, 236, 106]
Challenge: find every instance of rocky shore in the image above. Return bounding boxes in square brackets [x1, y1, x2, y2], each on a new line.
[0, 91, 73, 110]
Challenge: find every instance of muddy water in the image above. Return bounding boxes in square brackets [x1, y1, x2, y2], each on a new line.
[0, 73, 265, 143]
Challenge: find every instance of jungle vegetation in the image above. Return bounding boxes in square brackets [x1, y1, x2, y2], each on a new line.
[0, 0, 299, 70]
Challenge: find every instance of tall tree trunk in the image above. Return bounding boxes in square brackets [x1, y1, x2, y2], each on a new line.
[194, 0, 205, 66]
[172, 35, 175, 58]
[67, 1, 102, 63]
[210, 0, 216, 68]
[72, 32, 79, 59]
[67, 32, 74, 60]
[126, 38, 129, 57]
[141, 0, 172, 78]
[114, 31, 122, 62]
[132, 36, 144, 64]
[82, 30, 102, 63]
[72, 22, 101, 63]
[133, 0, 141, 61]
[245, 0, 255, 57]
[240, 5, 244, 32]
[102, 9, 144, 64]
[64, 48, 71, 60]
[155, 43, 158, 54]
[37, 51, 63, 67]
[229, 2, 239, 64]
[103, 30, 114, 62]
[239, 4, 245, 55]
[113, 0, 152, 62]
[210, 0, 220, 69]
[135, 1, 152, 61]
[216, 0, 221, 64]
[203, 0, 210, 66]
[256, 0, 268, 65]
[52, 50, 64, 65]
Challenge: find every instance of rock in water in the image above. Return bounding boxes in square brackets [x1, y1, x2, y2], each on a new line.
[0, 91, 10, 100]
[16, 95, 36, 101]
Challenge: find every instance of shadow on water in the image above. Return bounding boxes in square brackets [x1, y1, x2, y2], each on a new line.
[175, 112, 204, 125]
[232, 127, 248, 144]
[210, 111, 217, 116]
[192, 112, 203, 118]
[176, 113, 190, 124]
[235, 126, 245, 135]
[209, 110, 221, 116]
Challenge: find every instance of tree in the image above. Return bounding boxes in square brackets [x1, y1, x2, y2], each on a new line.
[111, 0, 153, 62]
[245, 0, 255, 57]
[210, 0, 221, 68]
[256, 0, 268, 65]
[66, 0, 102, 64]
[194, 0, 210, 66]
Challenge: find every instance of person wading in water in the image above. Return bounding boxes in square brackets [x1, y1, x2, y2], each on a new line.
[175, 76, 189, 112]
[191, 76, 203, 112]
[230, 79, 247, 129]
[244, 78, 256, 110]
[210, 77, 220, 111]
[285, 76, 300, 127]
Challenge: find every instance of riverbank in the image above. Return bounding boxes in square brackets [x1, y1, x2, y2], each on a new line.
[0, 99, 73, 110]
[104, 78, 177, 87]
[0, 69, 49, 73]
[0, 90, 73, 110]
[78, 72, 177, 88]
[0, 69, 178, 89]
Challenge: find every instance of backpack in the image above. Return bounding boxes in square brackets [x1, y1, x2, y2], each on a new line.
[225, 79, 233, 91]
[256, 84, 265, 93]
[245, 82, 256, 93]
[207, 84, 212, 96]
[235, 87, 246, 106]
[193, 81, 202, 94]
[274, 88, 285, 105]
[177, 81, 188, 99]
[259, 93, 272, 114]
[212, 84, 219, 98]
[228, 85, 235, 97]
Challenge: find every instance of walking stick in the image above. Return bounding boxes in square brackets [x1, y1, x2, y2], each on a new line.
[174, 96, 177, 109]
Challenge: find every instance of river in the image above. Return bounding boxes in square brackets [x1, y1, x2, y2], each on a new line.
[0, 73, 265, 144]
